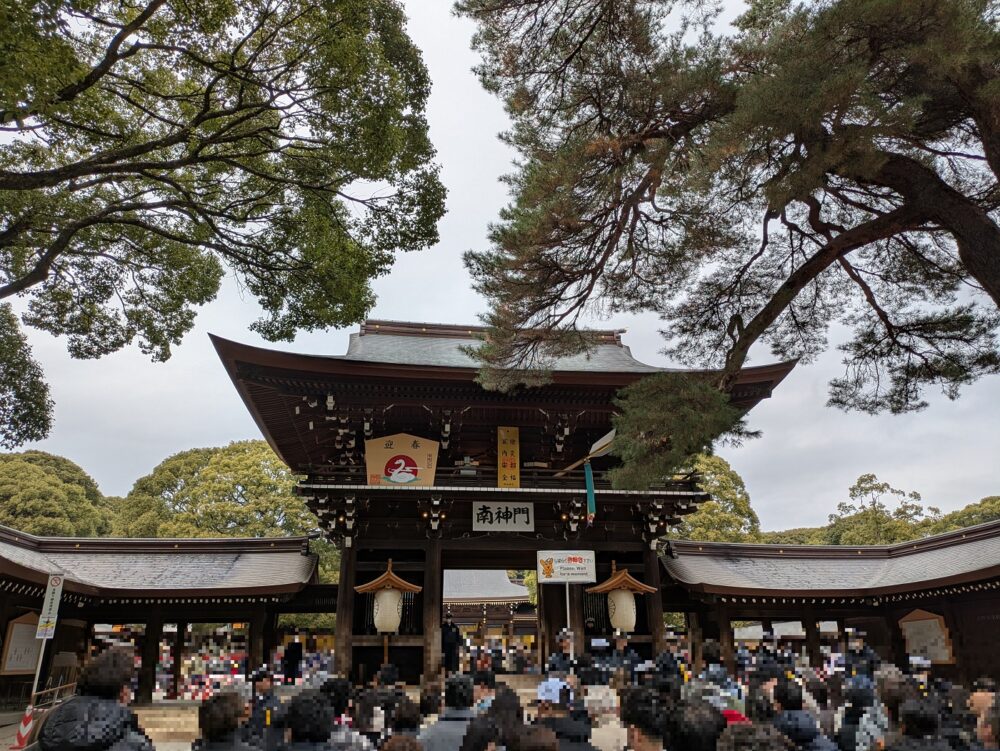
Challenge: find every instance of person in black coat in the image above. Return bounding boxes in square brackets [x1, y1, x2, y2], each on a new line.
[38, 647, 154, 751]
[283, 690, 340, 751]
[771, 679, 837, 751]
[244, 669, 285, 751]
[442, 616, 461, 675]
[194, 693, 259, 751]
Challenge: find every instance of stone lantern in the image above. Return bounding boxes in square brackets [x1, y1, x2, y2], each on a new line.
[586, 561, 657, 633]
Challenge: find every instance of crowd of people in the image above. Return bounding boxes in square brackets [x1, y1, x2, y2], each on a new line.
[24, 628, 1000, 751]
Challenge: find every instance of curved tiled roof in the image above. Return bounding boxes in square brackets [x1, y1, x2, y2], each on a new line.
[444, 570, 530, 603]
[343, 323, 663, 373]
[663, 520, 1000, 596]
[0, 525, 317, 597]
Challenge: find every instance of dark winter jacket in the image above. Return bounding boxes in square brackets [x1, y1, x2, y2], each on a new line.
[773, 710, 837, 751]
[417, 707, 478, 751]
[883, 738, 954, 751]
[194, 730, 262, 751]
[244, 690, 286, 751]
[37, 696, 154, 751]
[536, 715, 600, 751]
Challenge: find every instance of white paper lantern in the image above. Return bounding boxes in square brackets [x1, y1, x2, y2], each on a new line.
[607, 588, 637, 633]
[373, 587, 403, 633]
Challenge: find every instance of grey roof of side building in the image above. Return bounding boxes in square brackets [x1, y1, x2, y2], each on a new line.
[342, 326, 665, 373]
[663, 519, 1000, 596]
[0, 526, 317, 596]
[444, 570, 531, 602]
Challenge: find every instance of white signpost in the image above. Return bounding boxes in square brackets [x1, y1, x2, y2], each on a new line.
[536, 551, 596, 658]
[31, 575, 63, 701]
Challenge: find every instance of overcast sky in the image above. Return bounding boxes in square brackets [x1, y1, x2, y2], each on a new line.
[15, 1, 1000, 531]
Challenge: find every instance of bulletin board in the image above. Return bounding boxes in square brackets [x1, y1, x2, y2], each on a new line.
[1, 612, 42, 675]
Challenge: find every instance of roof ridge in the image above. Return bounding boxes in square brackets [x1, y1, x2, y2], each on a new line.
[359, 320, 627, 344]
[669, 518, 1000, 559]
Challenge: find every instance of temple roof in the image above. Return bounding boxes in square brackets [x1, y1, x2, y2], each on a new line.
[663, 519, 1000, 597]
[211, 320, 796, 479]
[444, 570, 530, 603]
[0, 525, 317, 598]
[344, 321, 662, 372]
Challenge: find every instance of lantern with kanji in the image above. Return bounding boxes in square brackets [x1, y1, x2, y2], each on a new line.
[585, 561, 657, 633]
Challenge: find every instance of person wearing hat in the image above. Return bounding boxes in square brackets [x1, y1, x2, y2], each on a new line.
[534, 678, 598, 751]
[243, 668, 284, 751]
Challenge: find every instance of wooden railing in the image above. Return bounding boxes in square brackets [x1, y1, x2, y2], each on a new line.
[32, 682, 76, 709]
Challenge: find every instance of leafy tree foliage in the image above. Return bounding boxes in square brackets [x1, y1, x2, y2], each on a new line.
[610, 374, 756, 489]
[0, 0, 446, 445]
[824, 473, 937, 545]
[921, 495, 1000, 534]
[457, 0, 1000, 474]
[116, 440, 339, 582]
[11, 449, 102, 504]
[0, 303, 51, 448]
[669, 454, 761, 543]
[0, 452, 108, 535]
[757, 472, 1000, 545]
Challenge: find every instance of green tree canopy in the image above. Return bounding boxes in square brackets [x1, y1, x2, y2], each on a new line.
[116, 440, 339, 582]
[0, 454, 108, 535]
[824, 473, 938, 545]
[922, 495, 1000, 534]
[0, 303, 51, 448]
[0, 0, 446, 447]
[669, 454, 761, 543]
[457, 0, 1000, 475]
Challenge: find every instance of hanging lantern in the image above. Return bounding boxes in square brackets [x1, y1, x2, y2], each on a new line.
[586, 561, 657, 634]
[354, 559, 423, 634]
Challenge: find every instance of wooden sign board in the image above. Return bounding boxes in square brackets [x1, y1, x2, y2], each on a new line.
[2, 612, 42, 675]
[899, 609, 955, 665]
[498, 427, 520, 488]
[365, 433, 439, 487]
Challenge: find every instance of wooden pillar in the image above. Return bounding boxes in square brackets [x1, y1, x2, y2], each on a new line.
[687, 611, 704, 675]
[886, 608, 909, 671]
[248, 608, 266, 677]
[939, 599, 967, 684]
[422, 539, 442, 684]
[644, 545, 666, 655]
[719, 605, 735, 675]
[335, 544, 357, 680]
[136, 607, 163, 704]
[262, 611, 279, 670]
[804, 610, 822, 668]
[171, 622, 186, 699]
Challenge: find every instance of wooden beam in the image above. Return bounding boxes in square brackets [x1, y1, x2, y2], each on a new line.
[644, 546, 666, 655]
[423, 539, 442, 685]
[335, 546, 357, 680]
[248, 608, 266, 678]
[171, 621, 186, 699]
[804, 609, 822, 669]
[136, 606, 162, 704]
